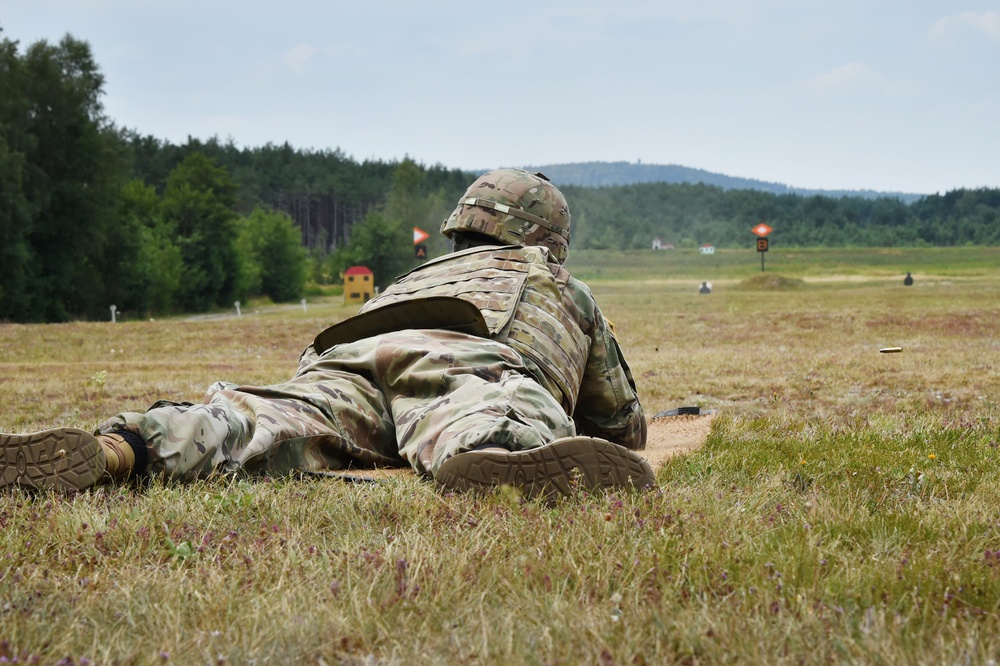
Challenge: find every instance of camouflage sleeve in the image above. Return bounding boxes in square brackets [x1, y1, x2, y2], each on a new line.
[295, 343, 320, 376]
[565, 278, 647, 450]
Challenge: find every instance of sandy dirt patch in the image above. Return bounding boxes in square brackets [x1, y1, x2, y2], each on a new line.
[641, 412, 715, 470]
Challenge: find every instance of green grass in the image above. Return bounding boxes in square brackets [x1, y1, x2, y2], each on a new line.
[2, 247, 1000, 664]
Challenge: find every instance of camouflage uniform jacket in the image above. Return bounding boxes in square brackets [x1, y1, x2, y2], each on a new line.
[313, 245, 646, 450]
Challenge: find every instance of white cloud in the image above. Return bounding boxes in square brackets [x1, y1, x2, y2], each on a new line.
[280, 44, 352, 74]
[927, 11, 1000, 45]
[807, 62, 882, 93]
[281, 44, 324, 73]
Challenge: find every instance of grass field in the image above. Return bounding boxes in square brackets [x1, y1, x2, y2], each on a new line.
[2, 246, 999, 664]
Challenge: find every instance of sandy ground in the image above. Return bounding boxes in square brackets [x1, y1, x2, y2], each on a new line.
[313, 413, 714, 483]
[641, 412, 716, 469]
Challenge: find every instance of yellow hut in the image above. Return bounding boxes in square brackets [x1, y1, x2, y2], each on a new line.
[342, 266, 374, 304]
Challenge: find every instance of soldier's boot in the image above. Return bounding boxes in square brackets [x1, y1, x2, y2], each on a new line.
[0, 428, 106, 494]
[98, 432, 140, 481]
[435, 436, 656, 500]
[0, 428, 146, 493]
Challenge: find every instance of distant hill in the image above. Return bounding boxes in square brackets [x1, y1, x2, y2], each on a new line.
[519, 161, 925, 204]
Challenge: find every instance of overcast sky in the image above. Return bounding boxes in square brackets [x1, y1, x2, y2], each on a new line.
[3, 0, 998, 194]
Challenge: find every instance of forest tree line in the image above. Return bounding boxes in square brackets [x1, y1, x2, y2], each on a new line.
[0, 32, 468, 322]
[2, 31, 999, 323]
[566, 183, 1000, 251]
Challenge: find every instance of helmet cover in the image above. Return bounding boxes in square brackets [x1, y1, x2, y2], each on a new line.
[441, 168, 571, 262]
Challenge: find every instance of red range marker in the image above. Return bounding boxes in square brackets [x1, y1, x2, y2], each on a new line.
[752, 223, 773, 237]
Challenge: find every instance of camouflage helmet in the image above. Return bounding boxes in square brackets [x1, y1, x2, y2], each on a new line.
[440, 168, 571, 262]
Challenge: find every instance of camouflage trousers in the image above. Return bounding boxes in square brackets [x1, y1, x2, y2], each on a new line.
[96, 330, 576, 482]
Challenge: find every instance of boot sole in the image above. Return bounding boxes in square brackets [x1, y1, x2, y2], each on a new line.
[435, 436, 655, 499]
[0, 428, 105, 493]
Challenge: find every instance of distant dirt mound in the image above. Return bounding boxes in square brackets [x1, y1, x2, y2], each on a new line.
[737, 273, 805, 290]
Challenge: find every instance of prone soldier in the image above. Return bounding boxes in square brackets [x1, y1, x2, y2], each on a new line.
[1, 169, 653, 499]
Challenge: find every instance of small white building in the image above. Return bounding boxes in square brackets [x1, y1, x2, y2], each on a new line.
[700, 244, 715, 255]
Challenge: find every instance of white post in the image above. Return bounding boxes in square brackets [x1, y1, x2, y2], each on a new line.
[110, 305, 117, 323]
[301, 298, 307, 312]
[234, 301, 241, 317]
